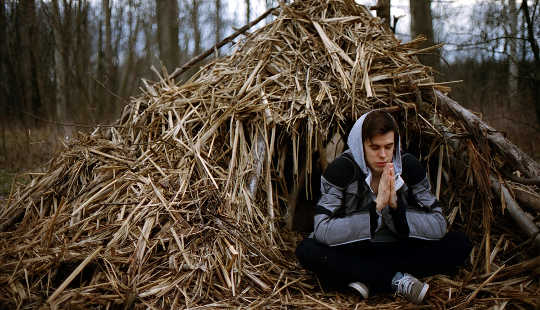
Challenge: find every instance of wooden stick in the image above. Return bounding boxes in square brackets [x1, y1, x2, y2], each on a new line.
[489, 175, 540, 252]
[47, 246, 103, 304]
[435, 90, 540, 178]
[244, 272, 270, 291]
[170, 7, 277, 80]
[466, 264, 505, 304]
[507, 175, 540, 186]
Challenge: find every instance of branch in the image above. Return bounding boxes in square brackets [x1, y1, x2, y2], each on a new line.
[435, 90, 540, 178]
[170, 7, 277, 80]
[507, 175, 540, 186]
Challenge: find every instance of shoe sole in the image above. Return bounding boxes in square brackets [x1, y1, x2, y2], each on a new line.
[348, 282, 369, 299]
[416, 283, 429, 303]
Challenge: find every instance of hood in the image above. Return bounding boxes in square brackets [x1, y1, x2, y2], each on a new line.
[346, 111, 404, 191]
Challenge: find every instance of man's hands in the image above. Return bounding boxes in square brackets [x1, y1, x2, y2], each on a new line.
[375, 163, 398, 212]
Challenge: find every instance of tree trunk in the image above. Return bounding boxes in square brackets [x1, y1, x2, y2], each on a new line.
[191, 0, 201, 56]
[96, 18, 105, 117]
[215, 0, 222, 53]
[508, 0, 518, 97]
[142, 10, 154, 70]
[521, 0, 540, 124]
[0, 1, 6, 127]
[373, 0, 390, 27]
[51, 0, 69, 136]
[409, 0, 439, 71]
[245, 0, 250, 23]
[75, 1, 91, 118]
[18, 0, 38, 125]
[119, 0, 141, 99]
[157, 0, 180, 71]
[103, 0, 113, 110]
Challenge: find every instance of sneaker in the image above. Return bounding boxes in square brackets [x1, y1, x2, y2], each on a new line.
[391, 272, 429, 304]
[348, 282, 369, 299]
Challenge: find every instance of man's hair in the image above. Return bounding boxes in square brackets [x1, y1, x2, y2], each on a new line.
[362, 111, 399, 145]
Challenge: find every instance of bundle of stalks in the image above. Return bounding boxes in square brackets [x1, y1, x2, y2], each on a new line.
[1, 0, 539, 308]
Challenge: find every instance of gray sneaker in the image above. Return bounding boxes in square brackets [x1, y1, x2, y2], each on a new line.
[391, 272, 429, 304]
[348, 282, 369, 299]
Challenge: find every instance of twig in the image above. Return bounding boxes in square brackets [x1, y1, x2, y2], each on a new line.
[465, 264, 505, 304]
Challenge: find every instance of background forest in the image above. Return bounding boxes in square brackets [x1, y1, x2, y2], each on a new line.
[0, 0, 539, 194]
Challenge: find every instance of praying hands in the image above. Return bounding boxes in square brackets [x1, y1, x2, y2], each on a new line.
[375, 163, 398, 212]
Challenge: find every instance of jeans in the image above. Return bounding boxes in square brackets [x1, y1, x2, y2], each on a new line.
[295, 231, 472, 294]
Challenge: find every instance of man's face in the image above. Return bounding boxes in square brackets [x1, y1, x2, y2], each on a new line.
[363, 131, 395, 175]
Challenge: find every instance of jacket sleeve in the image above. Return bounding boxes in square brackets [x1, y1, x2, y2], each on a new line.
[312, 157, 373, 246]
[396, 154, 447, 240]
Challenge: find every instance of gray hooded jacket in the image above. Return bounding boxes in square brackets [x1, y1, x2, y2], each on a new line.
[312, 112, 447, 246]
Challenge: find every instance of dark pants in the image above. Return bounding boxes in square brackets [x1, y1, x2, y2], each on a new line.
[295, 231, 472, 294]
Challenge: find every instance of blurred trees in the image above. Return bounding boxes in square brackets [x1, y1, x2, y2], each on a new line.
[0, 0, 231, 129]
[0, 0, 538, 157]
[440, 0, 539, 116]
[437, 0, 540, 157]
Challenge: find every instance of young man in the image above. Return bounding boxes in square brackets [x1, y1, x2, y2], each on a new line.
[295, 111, 472, 304]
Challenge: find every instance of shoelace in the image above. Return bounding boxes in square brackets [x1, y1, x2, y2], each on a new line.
[396, 276, 415, 295]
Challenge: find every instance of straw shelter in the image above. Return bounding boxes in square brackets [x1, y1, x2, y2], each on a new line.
[1, 0, 539, 308]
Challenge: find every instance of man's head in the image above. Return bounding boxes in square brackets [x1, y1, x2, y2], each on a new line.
[362, 111, 399, 175]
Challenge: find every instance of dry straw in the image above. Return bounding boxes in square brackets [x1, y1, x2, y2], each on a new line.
[1, 0, 539, 309]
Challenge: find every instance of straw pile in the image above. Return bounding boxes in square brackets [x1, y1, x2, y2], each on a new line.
[1, 0, 539, 308]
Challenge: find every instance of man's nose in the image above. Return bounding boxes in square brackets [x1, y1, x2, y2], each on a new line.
[378, 148, 387, 158]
